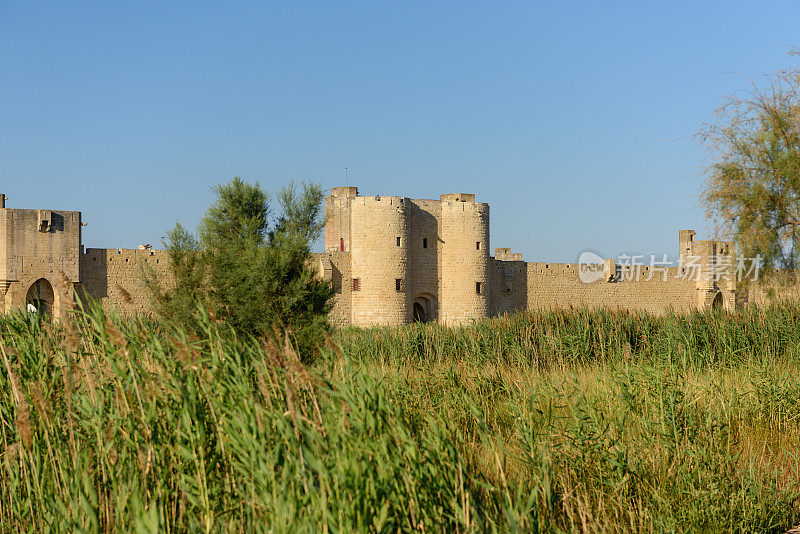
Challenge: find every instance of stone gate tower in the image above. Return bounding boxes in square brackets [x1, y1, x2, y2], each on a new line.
[0, 195, 81, 319]
[322, 187, 492, 326]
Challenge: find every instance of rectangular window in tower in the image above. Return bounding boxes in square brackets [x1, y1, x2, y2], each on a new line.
[396, 236, 401, 247]
[475, 282, 482, 294]
[395, 278, 402, 291]
[352, 278, 361, 291]
[423, 237, 428, 248]
[340, 237, 344, 251]
[476, 241, 481, 250]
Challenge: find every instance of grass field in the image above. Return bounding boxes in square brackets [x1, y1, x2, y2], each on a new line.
[1, 305, 800, 532]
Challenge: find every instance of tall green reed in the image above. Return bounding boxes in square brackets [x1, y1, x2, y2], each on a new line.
[1, 304, 799, 532]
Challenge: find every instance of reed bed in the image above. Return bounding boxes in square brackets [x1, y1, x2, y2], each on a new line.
[1, 304, 799, 532]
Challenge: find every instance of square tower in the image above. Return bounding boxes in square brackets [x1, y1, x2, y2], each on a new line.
[0, 199, 82, 318]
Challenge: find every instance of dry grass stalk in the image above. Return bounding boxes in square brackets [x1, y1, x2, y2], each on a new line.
[104, 316, 128, 351]
[116, 285, 134, 305]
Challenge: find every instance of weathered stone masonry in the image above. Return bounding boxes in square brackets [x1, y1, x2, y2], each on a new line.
[0, 189, 781, 324]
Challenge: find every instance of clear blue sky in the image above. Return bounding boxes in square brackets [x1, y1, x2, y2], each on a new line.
[1, 1, 798, 261]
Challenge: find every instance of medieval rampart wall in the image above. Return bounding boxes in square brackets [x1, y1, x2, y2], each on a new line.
[740, 270, 800, 307]
[79, 248, 171, 315]
[525, 263, 701, 314]
[1, 188, 771, 326]
[490, 257, 527, 316]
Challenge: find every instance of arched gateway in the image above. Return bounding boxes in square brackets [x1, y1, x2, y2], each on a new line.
[26, 278, 56, 316]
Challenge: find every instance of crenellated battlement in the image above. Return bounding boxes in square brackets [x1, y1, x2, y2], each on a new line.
[440, 193, 476, 203]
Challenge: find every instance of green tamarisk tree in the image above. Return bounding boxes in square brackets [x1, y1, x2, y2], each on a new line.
[144, 177, 333, 358]
[699, 50, 800, 272]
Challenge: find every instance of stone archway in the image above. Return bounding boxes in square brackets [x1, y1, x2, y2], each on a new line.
[711, 292, 723, 310]
[26, 278, 56, 316]
[412, 294, 437, 323]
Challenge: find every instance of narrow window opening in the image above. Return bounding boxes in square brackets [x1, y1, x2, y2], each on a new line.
[352, 278, 361, 291]
[476, 241, 481, 250]
[340, 237, 344, 252]
[395, 278, 402, 291]
[475, 282, 482, 294]
[423, 237, 428, 249]
[396, 236, 401, 247]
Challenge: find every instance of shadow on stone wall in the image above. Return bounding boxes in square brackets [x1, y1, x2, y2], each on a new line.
[77, 248, 109, 304]
[491, 260, 528, 317]
[409, 202, 440, 321]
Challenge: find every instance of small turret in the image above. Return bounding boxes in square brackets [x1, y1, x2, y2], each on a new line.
[679, 229, 696, 257]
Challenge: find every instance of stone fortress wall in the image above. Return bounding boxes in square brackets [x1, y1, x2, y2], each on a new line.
[79, 248, 172, 315]
[313, 186, 745, 327]
[0, 193, 172, 319]
[0, 188, 786, 325]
